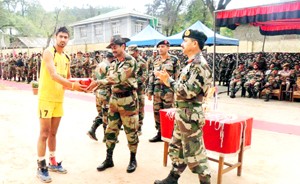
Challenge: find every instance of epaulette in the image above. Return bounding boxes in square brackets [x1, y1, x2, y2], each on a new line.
[125, 54, 133, 61]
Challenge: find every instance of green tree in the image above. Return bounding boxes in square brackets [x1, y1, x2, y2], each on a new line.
[146, 0, 185, 36]
[185, 0, 213, 28]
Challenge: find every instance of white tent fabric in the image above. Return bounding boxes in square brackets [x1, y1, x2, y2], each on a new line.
[167, 21, 239, 46]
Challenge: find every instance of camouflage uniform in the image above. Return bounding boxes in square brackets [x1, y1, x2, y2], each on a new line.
[244, 67, 264, 98]
[168, 53, 212, 182]
[88, 58, 112, 141]
[97, 54, 139, 154]
[71, 57, 84, 78]
[135, 55, 147, 133]
[229, 65, 246, 97]
[82, 56, 90, 78]
[261, 71, 281, 101]
[90, 57, 101, 79]
[15, 56, 24, 82]
[148, 54, 180, 134]
[218, 56, 228, 86]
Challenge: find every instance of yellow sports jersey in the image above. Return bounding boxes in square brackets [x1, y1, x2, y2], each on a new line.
[38, 46, 70, 102]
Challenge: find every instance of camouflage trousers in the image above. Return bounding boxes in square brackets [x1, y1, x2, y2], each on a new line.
[95, 90, 110, 127]
[153, 86, 174, 131]
[169, 106, 211, 178]
[244, 81, 261, 92]
[229, 80, 243, 92]
[262, 84, 280, 95]
[105, 92, 139, 153]
[137, 86, 145, 127]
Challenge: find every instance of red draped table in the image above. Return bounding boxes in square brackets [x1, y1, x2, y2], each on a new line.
[160, 108, 253, 184]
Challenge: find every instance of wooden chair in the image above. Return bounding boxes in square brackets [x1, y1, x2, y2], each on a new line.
[292, 77, 300, 102]
[259, 85, 282, 100]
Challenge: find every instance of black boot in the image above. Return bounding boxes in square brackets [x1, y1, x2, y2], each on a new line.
[126, 152, 137, 173]
[97, 150, 114, 171]
[229, 90, 235, 98]
[154, 171, 180, 184]
[247, 88, 252, 98]
[252, 91, 257, 99]
[149, 131, 162, 143]
[264, 94, 270, 102]
[87, 117, 102, 141]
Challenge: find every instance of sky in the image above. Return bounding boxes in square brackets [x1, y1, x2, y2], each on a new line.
[39, 0, 295, 12]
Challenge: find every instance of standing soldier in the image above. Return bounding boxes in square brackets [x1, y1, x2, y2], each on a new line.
[87, 52, 114, 142]
[145, 49, 157, 94]
[229, 62, 247, 98]
[148, 40, 180, 143]
[82, 53, 91, 78]
[154, 29, 212, 184]
[87, 35, 139, 173]
[71, 51, 84, 78]
[2, 55, 9, 80]
[128, 45, 147, 135]
[90, 51, 102, 79]
[15, 52, 24, 82]
[218, 54, 228, 86]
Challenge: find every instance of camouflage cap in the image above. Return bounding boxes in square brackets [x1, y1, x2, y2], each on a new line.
[156, 40, 170, 47]
[182, 29, 207, 49]
[106, 35, 130, 49]
[128, 45, 138, 55]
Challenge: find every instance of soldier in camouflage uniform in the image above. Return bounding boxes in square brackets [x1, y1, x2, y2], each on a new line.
[148, 40, 180, 143]
[229, 62, 246, 98]
[87, 35, 139, 173]
[128, 45, 147, 135]
[90, 51, 102, 79]
[218, 55, 228, 86]
[70, 51, 84, 78]
[87, 52, 114, 142]
[244, 63, 264, 98]
[145, 49, 157, 93]
[154, 29, 212, 184]
[261, 68, 281, 101]
[2, 55, 9, 80]
[15, 52, 25, 82]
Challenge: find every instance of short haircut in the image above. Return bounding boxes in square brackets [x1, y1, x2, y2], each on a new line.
[56, 26, 69, 36]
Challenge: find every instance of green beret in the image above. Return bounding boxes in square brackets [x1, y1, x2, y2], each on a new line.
[182, 29, 207, 50]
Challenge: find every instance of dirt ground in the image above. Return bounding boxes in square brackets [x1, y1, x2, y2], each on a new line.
[1, 81, 300, 184]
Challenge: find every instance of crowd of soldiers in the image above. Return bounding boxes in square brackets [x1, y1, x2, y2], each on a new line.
[0, 52, 42, 83]
[226, 52, 300, 101]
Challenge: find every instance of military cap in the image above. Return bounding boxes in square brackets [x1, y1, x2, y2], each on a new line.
[272, 67, 279, 71]
[182, 29, 207, 50]
[95, 51, 100, 55]
[106, 52, 114, 58]
[106, 35, 130, 49]
[238, 61, 245, 65]
[156, 40, 170, 47]
[128, 45, 138, 55]
[77, 51, 83, 54]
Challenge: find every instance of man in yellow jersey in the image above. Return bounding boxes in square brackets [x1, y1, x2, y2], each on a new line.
[36, 26, 86, 183]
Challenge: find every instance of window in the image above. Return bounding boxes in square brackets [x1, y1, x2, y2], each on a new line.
[94, 24, 103, 36]
[112, 22, 120, 35]
[79, 26, 87, 38]
[135, 22, 143, 34]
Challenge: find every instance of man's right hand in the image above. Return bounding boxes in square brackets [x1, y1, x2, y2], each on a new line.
[73, 81, 88, 92]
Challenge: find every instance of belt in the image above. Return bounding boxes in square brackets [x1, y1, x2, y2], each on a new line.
[175, 101, 202, 108]
[113, 91, 133, 98]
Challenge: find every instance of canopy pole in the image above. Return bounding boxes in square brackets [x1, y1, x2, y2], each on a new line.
[262, 35, 266, 52]
[213, 11, 216, 87]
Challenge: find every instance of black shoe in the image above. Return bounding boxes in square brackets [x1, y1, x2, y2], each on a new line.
[97, 150, 114, 171]
[154, 171, 180, 184]
[87, 131, 97, 141]
[149, 132, 162, 143]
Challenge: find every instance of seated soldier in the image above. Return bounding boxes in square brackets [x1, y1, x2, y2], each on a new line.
[261, 68, 281, 102]
[229, 61, 246, 98]
[279, 63, 292, 99]
[244, 63, 264, 98]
